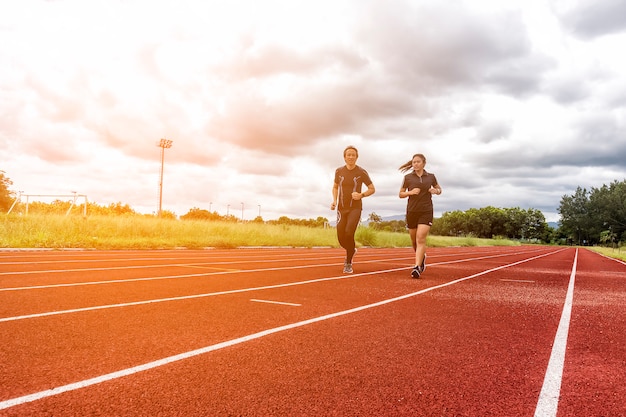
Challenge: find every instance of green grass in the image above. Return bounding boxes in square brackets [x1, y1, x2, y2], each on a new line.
[426, 235, 521, 247]
[6, 214, 625, 264]
[2, 214, 520, 250]
[585, 246, 626, 262]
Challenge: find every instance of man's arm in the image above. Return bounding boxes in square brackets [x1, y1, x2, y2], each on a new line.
[331, 183, 339, 210]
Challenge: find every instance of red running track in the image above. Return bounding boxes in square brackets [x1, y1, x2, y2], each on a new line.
[0, 246, 624, 416]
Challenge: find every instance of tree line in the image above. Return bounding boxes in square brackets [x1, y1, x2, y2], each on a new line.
[369, 206, 553, 242]
[180, 207, 329, 227]
[368, 179, 626, 246]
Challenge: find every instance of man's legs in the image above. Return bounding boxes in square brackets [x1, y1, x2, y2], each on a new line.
[337, 209, 361, 264]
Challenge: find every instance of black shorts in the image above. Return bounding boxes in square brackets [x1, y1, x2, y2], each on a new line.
[406, 210, 433, 229]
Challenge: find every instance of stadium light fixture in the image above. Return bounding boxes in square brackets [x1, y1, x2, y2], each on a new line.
[157, 138, 173, 217]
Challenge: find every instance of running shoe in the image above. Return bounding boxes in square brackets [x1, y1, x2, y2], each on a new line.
[343, 263, 353, 274]
[411, 266, 421, 279]
[419, 254, 427, 273]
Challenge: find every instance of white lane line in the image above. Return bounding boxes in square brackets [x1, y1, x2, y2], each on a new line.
[0, 254, 356, 276]
[534, 249, 578, 417]
[250, 299, 302, 307]
[0, 251, 337, 266]
[0, 261, 397, 292]
[0, 249, 564, 323]
[0, 249, 561, 411]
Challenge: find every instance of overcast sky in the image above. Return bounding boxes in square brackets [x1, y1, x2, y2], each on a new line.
[1, 0, 625, 222]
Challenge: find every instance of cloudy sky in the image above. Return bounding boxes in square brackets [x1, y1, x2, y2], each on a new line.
[1, 0, 625, 222]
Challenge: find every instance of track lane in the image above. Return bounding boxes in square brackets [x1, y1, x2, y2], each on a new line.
[556, 249, 626, 416]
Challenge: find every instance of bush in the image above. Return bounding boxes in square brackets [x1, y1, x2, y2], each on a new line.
[356, 226, 377, 247]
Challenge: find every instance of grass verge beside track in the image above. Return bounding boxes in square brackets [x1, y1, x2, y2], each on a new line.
[586, 246, 626, 262]
[1, 214, 521, 250]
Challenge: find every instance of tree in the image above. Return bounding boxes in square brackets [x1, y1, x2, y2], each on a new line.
[558, 187, 591, 245]
[504, 207, 526, 239]
[465, 207, 494, 238]
[0, 171, 14, 212]
[589, 180, 626, 242]
[181, 207, 221, 221]
[107, 202, 136, 216]
[521, 208, 547, 241]
[368, 212, 383, 223]
[433, 210, 468, 236]
[481, 206, 508, 237]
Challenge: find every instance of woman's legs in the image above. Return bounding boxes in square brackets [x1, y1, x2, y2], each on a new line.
[409, 228, 417, 251]
[410, 224, 431, 269]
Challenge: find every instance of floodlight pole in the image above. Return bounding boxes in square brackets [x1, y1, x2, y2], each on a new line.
[158, 138, 173, 217]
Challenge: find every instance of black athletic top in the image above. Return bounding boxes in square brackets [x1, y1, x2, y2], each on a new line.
[401, 170, 438, 212]
[334, 165, 372, 211]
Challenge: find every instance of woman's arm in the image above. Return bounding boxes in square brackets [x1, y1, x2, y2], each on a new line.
[399, 187, 420, 198]
[429, 185, 442, 195]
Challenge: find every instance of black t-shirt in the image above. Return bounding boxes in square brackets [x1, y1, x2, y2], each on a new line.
[334, 165, 372, 211]
[401, 170, 438, 212]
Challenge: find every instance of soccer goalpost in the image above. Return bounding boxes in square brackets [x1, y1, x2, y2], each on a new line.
[7, 192, 88, 216]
